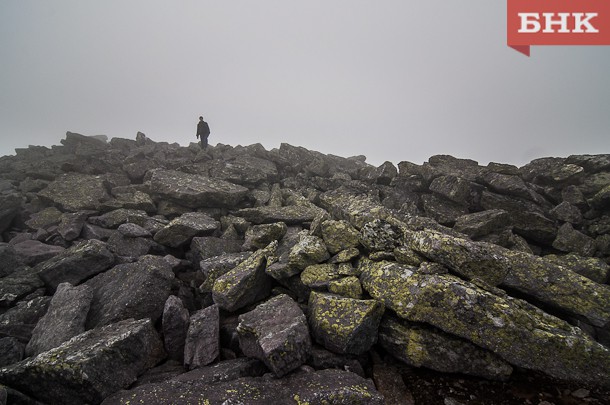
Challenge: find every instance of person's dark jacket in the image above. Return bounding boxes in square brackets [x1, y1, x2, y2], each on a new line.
[197, 121, 210, 137]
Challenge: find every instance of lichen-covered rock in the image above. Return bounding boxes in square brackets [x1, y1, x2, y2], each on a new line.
[236, 205, 323, 225]
[212, 243, 275, 312]
[549, 201, 583, 224]
[429, 175, 472, 205]
[25, 282, 93, 357]
[360, 259, 610, 386]
[321, 220, 361, 254]
[149, 169, 249, 208]
[206, 155, 279, 185]
[87, 208, 150, 229]
[57, 211, 91, 241]
[106, 232, 156, 258]
[590, 184, 610, 210]
[543, 253, 609, 284]
[301, 264, 341, 289]
[237, 294, 311, 377]
[379, 316, 513, 381]
[288, 234, 330, 271]
[0, 297, 50, 343]
[153, 212, 219, 248]
[0, 266, 44, 309]
[453, 209, 511, 239]
[36, 239, 115, 292]
[189, 236, 243, 265]
[319, 188, 391, 230]
[328, 276, 363, 299]
[0, 194, 22, 235]
[184, 304, 219, 369]
[308, 291, 384, 355]
[0, 318, 165, 405]
[552, 223, 596, 257]
[243, 222, 287, 250]
[329, 247, 361, 264]
[162, 295, 190, 363]
[421, 194, 468, 226]
[359, 219, 402, 252]
[406, 229, 610, 328]
[85, 255, 174, 329]
[199, 252, 250, 293]
[38, 173, 111, 211]
[393, 246, 426, 266]
[101, 368, 383, 405]
[520, 158, 584, 186]
[24, 207, 63, 230]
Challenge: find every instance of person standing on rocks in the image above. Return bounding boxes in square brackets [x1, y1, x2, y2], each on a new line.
[196, 116, 210, 149]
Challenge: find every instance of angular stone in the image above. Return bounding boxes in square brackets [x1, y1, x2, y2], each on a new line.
[87, 208, 150, 229]
[481, 172, 532, 199]
[212, 243, 275, 312]
[38, 173, 111, 212]
[153, 212, 219, 248]
[0, 337, 24, 367]
[406, 230, 610, 328]
[379, 316, 513, 381]
[162, 295, 190, 363]
[57, 211, 90, 241]
[189, 236, 243, 265]
[591, 184, 610, 210]
[429, 175, 472, 205]
[319, 188, 392, 229]
[321, 220, 360, 255]
[184, 304, 219, 369]
[329, 247, 361, 264]
[301, 264, 341, 288]
[0, 194, 22, 235]
[105, 190, 156, 213]
[552, 223, 596, 257]
[549, 202, 583, 225]
[26, 282, 92, 357]
[35, 239, 115, 292]
[288, 234, 330, 271]
[308, 291, 384, 355]
[0, 267, 44, 309]
[101, 368, 383, 405]
[544, 254, 609, 284]
[0, 244, 21, 278]
[520, 158, 584, 186]
[0, 319, 164, 405]
[117, 223, 151, 238]
[360, 259, 610, 385]
[243, 222, 287, 250]
[198, 252, 250, 293]
[206, 155, 279, 186]
[421, 194, 468, 226]
[359, 219, 402, 253]
[236, 205, 322, 225]
[237, 294, 311, 377]
[453, 209, 511, 239]
[149, 169, 249, 208]
[106, 232, 156, 258]
[328, 276, 363, 299]
[12, 240, 65, 267]
[24, 207, 63, 230]
[0, 296, 50, 342]
[85, 255, 174, 328]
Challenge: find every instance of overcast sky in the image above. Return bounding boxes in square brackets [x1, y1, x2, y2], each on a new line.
[1, 1, 609, 167]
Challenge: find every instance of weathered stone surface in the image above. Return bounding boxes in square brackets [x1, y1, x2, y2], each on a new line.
[0, 319, 165, 405]
[101, 368, 383, 405]
[162, 295, 190, 363]
[189, 236, 243, 265]
[590, 184, 610, 210]
[359, 219, 402, 253]
[153, 212, 219, 248]
[328, 276, 363, 299]
[552, 223, 596, 257]
[85, 255, 174, 328]
[12, 240, 65, 267]
[243, 221, 287, 250]
[453, 209, 511, 239]
[360, 259, 610, 385]
[236, 205, 322, 225]
[198, 252, 251, 293]
[212, 243, 275, 312]
[0, 267, 44, 309]
[38, 173, 111, 211]
[206, 155, 279, 185]
[0, 337, 24, 367]
[0, 297, 50, 342]
[26, 283, 93, 357]
[301, 264, 341, 288]
[308, 291, 384, 355]
[429, 175, 472, 205]
[117, 222, 151, 238]
[520, 158, 584, 186]
[87, 208, 149, 229]
[549, 201, 583, 225]
[149, 169, 249, 208]
[105, 190, 156, 213]
[544, 253, 609, 284]
[106, 232, 156, 258]
[237, 294, 311, 377]
[288, 234, 330, 271]
[406, 229, 610, 328]
[24, 207, 63, 230]
[481, 172, 533, 199]
[0, 194, 22, 235]
[421, 194, 468, 226]
[184, 304, 219, 369]
[57, 211, 90, 241]
[321, 220, 361, 254]
[36, 239, 115, 292]
[379, 316, 513, 380]
[0, 244, 21, 278]
[319, 188, 392, 229]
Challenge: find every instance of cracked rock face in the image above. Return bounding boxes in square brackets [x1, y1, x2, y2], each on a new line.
[1, 133, 610, 403]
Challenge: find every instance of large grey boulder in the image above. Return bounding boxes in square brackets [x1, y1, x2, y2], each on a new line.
[38, 173, 111, 211]
[0, 297, 51, 343]
[25, 282, 93, 357]
[148, 169, 249, 208]
[0, 319, 165, 405]
[308, 291, 384, 355]
[429, 175, 472, 205]
[319, 188, 391, 229]
[101, 368, 383, 405]
[35, 239, 115, 292]
[237, 294, 311, 377]
[0, 337, 24, 367]
[206, 155, 279, 185]
[552, 223, 596, 257]
[453, 209, 511, 239]
[360, 259, 610, 386]
[212, 243, 275, 312]
[11, 240, 65, 267]
[184, 304, 219, 369]
[162, 295, 190, 363]
[0, 267, 44, 309]
[0, 244, 22, 278]
[243, 222, 287, 250]
[379, 316, 513, 381]
[198, 252, 251, 293]
[236, 205, 323, 225]
[153, 212, 219, 248]
[85, 255, 174, 329]
[321, 220, 360, 254]
[544, 253, 609, 284]
[0, 194, 22, 235]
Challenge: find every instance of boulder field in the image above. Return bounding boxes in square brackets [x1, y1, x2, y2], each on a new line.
[0, 131, 609, 404]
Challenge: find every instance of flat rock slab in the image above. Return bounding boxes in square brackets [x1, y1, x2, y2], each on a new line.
[360, 259, 610, 386]
[0, 318, 165, 405]
[35, 239, 115, 292]
[236, 205, 323, 225]
[237, 294, 311, 377]
[184, 304, 219, 369]
[26, 282, 93, 357]
[101, 368, 383, 405]
[148, 169, 248, 208]
[12, 240, 65, 267]
[38, 173, 111, 212]
[85, 255, 174, 329]
[308, 291, 384, 355]
[153, 212, 219, 248]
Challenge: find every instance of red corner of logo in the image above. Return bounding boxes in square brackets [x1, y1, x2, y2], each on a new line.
[509, 44, 531, 56]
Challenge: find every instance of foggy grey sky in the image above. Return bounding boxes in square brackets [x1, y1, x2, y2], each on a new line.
[1, 1, 609, 167]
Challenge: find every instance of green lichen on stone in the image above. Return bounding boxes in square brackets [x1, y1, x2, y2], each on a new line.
[300, 264, 340, 288]
[329, 247, 361, 264]
[288, 235, 330, 271]
[321, 220, 361, 254]
[328, 276, 363, 299]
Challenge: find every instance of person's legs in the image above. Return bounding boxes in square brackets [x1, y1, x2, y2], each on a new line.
[200, 137, 208, 149]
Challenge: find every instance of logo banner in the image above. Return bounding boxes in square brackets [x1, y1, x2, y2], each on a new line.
[507, 0, 610, 56]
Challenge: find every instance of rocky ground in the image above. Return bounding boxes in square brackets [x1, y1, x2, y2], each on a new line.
[0, 132, 609, 404]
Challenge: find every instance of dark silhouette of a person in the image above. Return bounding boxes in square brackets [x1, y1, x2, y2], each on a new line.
[196, 116, 210, 149]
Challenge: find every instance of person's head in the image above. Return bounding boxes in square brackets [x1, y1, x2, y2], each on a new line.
[199, 116, 203, 121]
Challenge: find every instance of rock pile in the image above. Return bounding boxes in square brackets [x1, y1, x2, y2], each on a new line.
[0, 131, 609, 404]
